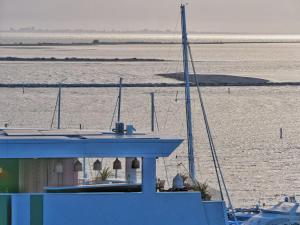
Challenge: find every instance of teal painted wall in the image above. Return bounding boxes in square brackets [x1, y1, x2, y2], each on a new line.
[30, 195, 43, 225]
[0, 159, 19, 193]
[0, 195, 11, 225]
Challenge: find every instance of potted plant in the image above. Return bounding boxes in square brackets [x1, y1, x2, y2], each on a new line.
[95, 167, 113, 184]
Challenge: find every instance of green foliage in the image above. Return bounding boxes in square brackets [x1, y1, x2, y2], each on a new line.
[180, 173, 212, 200]
[190, 181, 212, 201]
[0, 159, 19, 193]
[96, 167, 113, 181]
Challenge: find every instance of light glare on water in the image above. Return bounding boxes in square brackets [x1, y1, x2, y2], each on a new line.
[1, 86, 300, 207]
[1, 33, 300, 207]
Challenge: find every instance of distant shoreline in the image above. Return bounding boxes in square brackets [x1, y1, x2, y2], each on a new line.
[0, 82, 300, 88]
[1, 41, 300, 46]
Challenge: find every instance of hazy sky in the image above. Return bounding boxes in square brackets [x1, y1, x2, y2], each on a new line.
[0, 0, 299, 33]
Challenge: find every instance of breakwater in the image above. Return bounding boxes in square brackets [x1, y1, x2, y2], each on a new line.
[0, 57, 165, 62]
[0, 82, 300, 88]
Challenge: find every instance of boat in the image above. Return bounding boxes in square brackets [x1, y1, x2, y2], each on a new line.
[0, 4, 231, 225]
[0, 124, 229, 225]
[228, 206, 260, 225]
[242, 197, 300, 225]
[177, 5, 300, 225]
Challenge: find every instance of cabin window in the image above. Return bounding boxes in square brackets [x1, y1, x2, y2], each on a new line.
[7, 158, 143, 193]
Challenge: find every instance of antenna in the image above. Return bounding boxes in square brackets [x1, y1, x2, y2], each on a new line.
[117, 77, 123, 123]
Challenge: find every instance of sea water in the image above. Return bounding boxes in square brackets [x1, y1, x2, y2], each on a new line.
[1, 33, 300, 207]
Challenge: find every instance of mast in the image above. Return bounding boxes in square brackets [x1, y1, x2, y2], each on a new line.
[180, 4, 195, 180]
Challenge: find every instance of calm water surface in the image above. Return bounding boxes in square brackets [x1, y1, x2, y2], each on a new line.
[1, 33, 300, 207]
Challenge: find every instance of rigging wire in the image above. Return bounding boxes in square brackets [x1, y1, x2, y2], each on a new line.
[187, 42, 223, 191]
[165, 11, 181, 73]
[189, 49, 225, 200]
[109, 78, 123, 129]
[109, 96, 119, 130]
[161, 64, 182, 131]
[187, 42, 238, 222]
[152, 95, 170, 187]
[160, 11, 183, 132]
[50, 91, 59, 129]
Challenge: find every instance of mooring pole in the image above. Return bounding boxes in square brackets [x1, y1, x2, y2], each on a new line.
[57, 85, 61, 129]
[151, 92, 155, 132]
[117, 78, 123, 123]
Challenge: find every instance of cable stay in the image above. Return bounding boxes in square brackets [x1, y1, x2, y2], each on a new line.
[187, 43, 224, 201]
[150, 93, 171, 187]
[50, 91, 59, 129]
[50, 80, 67, 129]
[50, 86, 62, 129]
[109, 96, 119, 130]
[187, 42, 238, 224]
[109, 77, 123, 130]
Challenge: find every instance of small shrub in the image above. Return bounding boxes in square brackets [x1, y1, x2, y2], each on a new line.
[96, 167, 113, 181]
[191, 181, 212, 201]
[180, 174, 212, 200]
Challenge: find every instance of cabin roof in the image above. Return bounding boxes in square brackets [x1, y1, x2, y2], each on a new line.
[0, 128, 183, 159]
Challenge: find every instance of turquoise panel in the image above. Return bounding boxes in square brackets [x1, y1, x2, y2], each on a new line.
[0, 195, 11, 225]
[30, 195, 43, 225]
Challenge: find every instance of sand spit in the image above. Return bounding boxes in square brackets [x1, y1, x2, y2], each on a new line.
[0, 57, 165, 62]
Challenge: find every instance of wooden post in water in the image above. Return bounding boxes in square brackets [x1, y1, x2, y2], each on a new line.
[151, 92, 155, 132]
[280, 128, 283, 139]
[57, 85, 61, 129]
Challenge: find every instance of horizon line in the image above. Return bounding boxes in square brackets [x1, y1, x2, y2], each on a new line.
[1, 28, 300, 36]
